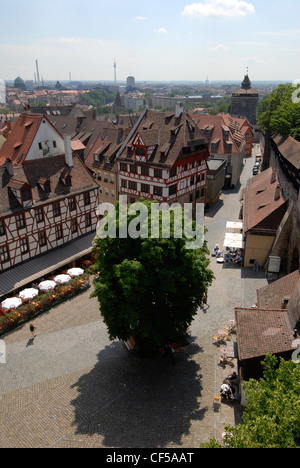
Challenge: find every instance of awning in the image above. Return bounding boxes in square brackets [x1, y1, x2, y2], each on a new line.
[0, 232, 96, 298]
[226, 221, 243, 232]
[224, 232, 244, 249]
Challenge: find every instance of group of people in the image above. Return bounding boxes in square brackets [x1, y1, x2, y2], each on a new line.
[220, 372, 239, 401]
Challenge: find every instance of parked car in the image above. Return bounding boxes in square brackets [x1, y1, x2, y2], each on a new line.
[253, 167, 259, 175]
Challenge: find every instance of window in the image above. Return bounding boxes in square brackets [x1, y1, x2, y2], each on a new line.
[22, 188, 32, 202]
[53, 141, 57, 148]
[36, 208, 44, 223]
[141, 183, 149, 193]
[131, 165, 138, 174]
[190, 176, 195, 186]
[56, 224, 63, 240]
[141, 166, 149, 176]
[154, 186, 162, 196]
[120, 163, 127, 172]
[65, 175, 72, 188]
[16, 214, 25, 229]
[121, 179, 127, 188]
[39, 231, 47, 247]
[85, 213, 91, 227]
[110, 175, 114, 184]
[0, 246, 9, 263]
[38, 143, 42, 150]
[71, 219, 77, 233]
[53, 203, 60, 217]
[20, 237, 28, 253]
[84, 192, 90, 206]
[170, 167, 177, 178]
[169, 184, 177, 196]
[111, 190, 115, 199]
[44, 181, 51, 194]
[136, 147, 146, 156]
[0, 220, 5, 236]
[129, 181, 137, 190]
[69, 198, 76, 212]
[154, 168, 162, 178]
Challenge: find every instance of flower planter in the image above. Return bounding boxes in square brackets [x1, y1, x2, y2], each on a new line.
[0, 274, 90, 336]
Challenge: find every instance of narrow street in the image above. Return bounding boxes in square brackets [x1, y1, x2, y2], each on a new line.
[0, 146, 268, 448]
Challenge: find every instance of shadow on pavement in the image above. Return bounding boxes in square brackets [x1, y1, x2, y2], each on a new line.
[70, 340, 206, 448]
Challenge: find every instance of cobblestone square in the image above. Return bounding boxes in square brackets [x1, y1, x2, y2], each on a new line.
[0, 149, 268, 448]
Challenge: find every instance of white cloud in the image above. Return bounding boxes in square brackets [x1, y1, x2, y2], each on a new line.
[182, 0, 255, 18]
[135, 16, 147, 21]
[57, 37, 84, 43]
[155, 27, 168, 34]
[209, 43, 230, 52]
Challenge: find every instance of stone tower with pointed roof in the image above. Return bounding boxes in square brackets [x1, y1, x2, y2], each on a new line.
[231, 73, 259, 125]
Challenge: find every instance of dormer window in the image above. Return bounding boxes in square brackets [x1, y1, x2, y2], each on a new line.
[21, 187, 32, 202]
[44, 181, 51, 194]
[65, 175, 72, 188]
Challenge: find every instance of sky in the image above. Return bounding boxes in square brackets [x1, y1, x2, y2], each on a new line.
[0, 0, 300, 83]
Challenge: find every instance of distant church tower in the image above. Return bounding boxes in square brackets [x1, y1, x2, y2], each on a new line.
[231, 71, 259, 124]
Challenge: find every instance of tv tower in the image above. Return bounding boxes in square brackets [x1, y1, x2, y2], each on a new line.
[35, 60, 40, 85]
[114, 59, 117, 85]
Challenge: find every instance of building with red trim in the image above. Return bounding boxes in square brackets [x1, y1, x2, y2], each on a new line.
[0, 113, 99, 276]
[116, 105, 209, 207]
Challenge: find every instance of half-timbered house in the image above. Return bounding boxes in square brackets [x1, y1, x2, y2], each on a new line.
[116, 105, 209, 207]
[0, 114, 99, 275]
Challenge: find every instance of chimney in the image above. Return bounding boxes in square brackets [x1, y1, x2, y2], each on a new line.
[274, 184, 281, 201]
[270, 169, 277, 184]
[282, 297, 291, 310]
[175, 102, 184, 118]
[64, 135, 73, 168]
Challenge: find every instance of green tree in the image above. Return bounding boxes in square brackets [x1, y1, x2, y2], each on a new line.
[92, 199, 214, 353]
[257, 84, 300, 140]
[201, 355, 300, 448]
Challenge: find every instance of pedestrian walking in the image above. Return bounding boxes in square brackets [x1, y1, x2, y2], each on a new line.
[201, 292, 210, 309]
[29, 323, 37, 339]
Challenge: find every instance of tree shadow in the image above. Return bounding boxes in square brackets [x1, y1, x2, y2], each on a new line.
[70, 341, 206, 448]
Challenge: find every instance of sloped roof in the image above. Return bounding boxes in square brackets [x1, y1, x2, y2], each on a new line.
[190, 113, 241, 154]
[257, 269, 300, 309]
[118, 109, 208, 168]
[235, 307, 295, 360]
[243, 168, 287, 234]
[0, 154, 98, 217]
[273, 134, 300, 170]
[0, 113, 63, 166]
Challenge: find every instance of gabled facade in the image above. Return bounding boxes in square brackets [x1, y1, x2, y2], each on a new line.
[190, 113, 245, 188]
[0, 114, 99, 273]
[117, 106, 209, 207]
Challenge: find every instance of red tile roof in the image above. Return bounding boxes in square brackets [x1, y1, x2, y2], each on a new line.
[257, 270, 300, 309]
[190, 113, 241, 155]
[243, 168, 287, 234]
[235, 307, 295, 360]
[0, 113, 62, 166]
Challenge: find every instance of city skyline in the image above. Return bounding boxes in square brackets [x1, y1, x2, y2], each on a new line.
[0, 0, 300, 82]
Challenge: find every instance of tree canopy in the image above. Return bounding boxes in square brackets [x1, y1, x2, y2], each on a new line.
[201, 355, 300, 448]
[91, 199, 214, 353]
[257, 83, 300, 141]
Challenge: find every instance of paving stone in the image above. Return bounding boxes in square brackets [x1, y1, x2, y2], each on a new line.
[0, 148, 268, 448]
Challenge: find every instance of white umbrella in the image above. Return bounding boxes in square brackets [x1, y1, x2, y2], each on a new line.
[1, 297, 22, 310]
[19, 288, 39, 301]
[67, 267, 84, 277]
[38, 280, 57, 291]
[54, 274, 71, 284]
